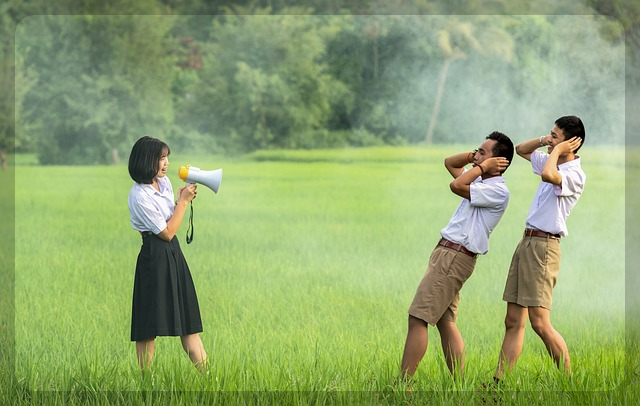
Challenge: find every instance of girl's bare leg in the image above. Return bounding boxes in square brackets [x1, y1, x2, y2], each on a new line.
[181, 333, 208, 372]
[136, 338, 155, 369]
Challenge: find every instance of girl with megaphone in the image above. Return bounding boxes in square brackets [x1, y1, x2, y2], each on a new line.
[127, 136, 208, 372]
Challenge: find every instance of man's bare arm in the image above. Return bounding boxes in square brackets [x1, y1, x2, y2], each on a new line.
[450, 157, 510, 200]
[444, 151, 475, 179]
[515, 136, 547, 162]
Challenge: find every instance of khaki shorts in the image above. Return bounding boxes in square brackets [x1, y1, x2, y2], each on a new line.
[408, 245, 477, 325]
[502, 236, 561, 309]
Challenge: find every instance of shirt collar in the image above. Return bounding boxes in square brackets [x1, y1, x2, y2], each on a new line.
[140, 177, 168, 195]
[479, 175, 505, 184]
[558, 156, 581, 169]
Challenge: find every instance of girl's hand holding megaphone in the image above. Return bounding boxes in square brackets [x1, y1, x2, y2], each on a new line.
[177, 183, 198, 204]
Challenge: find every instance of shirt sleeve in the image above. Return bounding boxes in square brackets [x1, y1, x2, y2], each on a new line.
[530, 150, 547, 175]
[130, 193, 168, 234]
[554, 168, 585, 197]
[470, 182, 509, 209]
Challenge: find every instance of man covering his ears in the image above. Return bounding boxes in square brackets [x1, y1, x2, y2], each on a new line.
[493, 115, 586, 382]
[400, 131, 514, 378]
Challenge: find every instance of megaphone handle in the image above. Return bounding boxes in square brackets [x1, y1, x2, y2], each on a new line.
[185, 201, 194, 244]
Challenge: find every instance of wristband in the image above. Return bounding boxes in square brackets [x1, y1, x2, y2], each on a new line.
[476, 163, 485, 173]
[539, 136, 545, 146]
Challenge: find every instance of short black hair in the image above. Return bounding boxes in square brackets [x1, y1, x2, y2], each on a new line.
[555, 115, 585, 153]
[486, 131, 514, 174]
[128, 136, 170, 184]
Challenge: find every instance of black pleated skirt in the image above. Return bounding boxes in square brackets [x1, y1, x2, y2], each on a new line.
[131, 233, 203, 341]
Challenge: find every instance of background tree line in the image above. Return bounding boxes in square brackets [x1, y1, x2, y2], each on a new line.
[0, 0, 635, 165]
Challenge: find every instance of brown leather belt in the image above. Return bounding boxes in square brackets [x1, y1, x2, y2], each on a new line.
[524, 228, 561, 240]
[437, 238, 478, 258]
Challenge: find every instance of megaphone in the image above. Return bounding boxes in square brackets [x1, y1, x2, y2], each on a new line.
[178, 165, 223, 193]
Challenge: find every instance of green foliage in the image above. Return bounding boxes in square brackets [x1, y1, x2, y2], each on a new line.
[16, 14, 176, 164]
[178, 10, 351, 152]
[6, 2, 633, 163]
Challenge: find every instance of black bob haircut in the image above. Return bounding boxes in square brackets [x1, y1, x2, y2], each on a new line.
[128, 136, 170, 184]
[486, 131, 514, 174]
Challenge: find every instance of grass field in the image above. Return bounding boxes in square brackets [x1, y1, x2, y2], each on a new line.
[3, 145, 635, 404]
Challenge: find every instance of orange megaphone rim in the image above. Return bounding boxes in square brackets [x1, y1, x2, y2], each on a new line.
[178, 165, 190, 181]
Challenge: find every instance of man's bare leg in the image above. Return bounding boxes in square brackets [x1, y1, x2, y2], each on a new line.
[495, 303, 527, 380]
[528, 306, 571, 374]
[436, 319, 465, 376]
[400, 315, 429, 378]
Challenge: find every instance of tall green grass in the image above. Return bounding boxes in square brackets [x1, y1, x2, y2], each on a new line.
[0, 155, 16, 405]
[6, 146, 632, 404]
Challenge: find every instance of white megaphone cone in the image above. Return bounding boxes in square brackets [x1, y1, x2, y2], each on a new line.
[178, 165, 223, 193]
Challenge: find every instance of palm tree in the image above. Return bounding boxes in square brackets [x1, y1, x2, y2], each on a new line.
[424, 18, 514, 144]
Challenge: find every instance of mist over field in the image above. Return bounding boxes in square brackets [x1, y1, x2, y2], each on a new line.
[378, 14, 625, 144]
